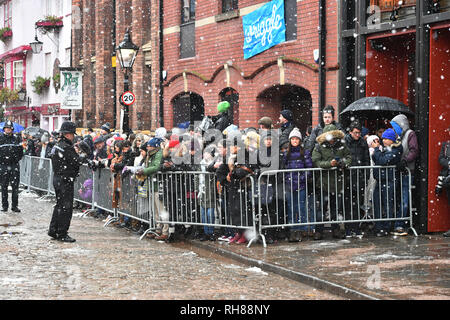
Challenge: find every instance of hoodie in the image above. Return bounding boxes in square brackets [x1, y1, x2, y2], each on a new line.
[390, 114, 418, 172]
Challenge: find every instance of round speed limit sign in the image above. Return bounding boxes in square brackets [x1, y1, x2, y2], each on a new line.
[121, 91, 136, 106]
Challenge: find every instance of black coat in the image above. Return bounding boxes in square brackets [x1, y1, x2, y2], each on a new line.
[211, 112, 232, 133]
[439, 141, 450, 177]
[279, 122, 294, 149]
[344, 134, 370, 166]
[0, 133, 23, 166]
[50, 136, 83, 179]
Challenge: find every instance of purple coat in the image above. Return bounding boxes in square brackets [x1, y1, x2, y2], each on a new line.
[79, 179, 93, 201]
[283, 147, 313, 191]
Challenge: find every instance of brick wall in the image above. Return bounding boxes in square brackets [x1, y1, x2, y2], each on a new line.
[160, 0, 339, 131]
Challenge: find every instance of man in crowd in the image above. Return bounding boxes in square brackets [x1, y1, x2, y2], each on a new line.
[306, 105, 344, 152]
[278, 109, 295, 149]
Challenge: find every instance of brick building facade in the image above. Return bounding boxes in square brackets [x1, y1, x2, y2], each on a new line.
[160, 0, 339, 133]
[71, 0, 340, 134]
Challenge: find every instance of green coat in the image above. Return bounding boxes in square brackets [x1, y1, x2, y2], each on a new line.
[142, 148, 163, 191]
[311, 129, 352, 193]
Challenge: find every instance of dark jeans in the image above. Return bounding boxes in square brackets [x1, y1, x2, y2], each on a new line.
[49, 175, 75, 237]
[0, 164, 20, 209]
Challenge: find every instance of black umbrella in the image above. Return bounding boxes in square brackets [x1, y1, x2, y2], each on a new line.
[23, 126, 49, 140]
[341, 96, 414, 116]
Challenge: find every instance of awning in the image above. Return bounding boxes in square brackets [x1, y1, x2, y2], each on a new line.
[0, 45, 31, 61]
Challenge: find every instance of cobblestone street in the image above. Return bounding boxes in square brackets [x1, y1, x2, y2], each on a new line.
[0, 191, 341, 300]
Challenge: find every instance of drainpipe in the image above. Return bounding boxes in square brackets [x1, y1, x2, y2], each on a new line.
[159, 0, 164, 127]
[318, 0, 326, 123]
[112, 0, 117, 129]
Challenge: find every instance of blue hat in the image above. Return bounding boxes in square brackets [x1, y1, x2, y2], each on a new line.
[390, 121, 403, 137]
[178, 121, 190, 129]
[147, 137, 163, 148]
[361, 126, 369, 137]
[382, 128, 397, 142]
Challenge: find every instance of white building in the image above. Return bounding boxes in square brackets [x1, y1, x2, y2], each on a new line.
[0, 0, 72, 132]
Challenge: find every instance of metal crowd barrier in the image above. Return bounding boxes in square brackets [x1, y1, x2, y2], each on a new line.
[256, 166, 418, 247]
[18, 155, 417, 248]
[153, 171, 258, 247]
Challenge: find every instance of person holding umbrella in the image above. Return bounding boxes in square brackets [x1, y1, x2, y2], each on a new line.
[0, 120, 24, 213]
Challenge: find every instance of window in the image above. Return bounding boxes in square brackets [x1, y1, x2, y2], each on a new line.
[181, 0, 196, 24]
[13, 61, 23, 90]
[284, 0, 297, 41]
[3, 59, 25, 90]
[1, 0, 12, 28]
[4, 62, 11, 88]
[222, 0, 238, 13]
[46, 0, 62, 16]
[180, 0, 196, 58]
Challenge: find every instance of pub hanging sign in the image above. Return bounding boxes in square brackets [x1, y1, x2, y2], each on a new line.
[60, 67, 83, 110]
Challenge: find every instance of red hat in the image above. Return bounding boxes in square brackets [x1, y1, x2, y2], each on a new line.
[168, 140, 180, 148]
[114, 136, 124, 141]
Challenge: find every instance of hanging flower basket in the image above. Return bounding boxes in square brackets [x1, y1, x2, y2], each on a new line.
[36, 16, 63, 32]
[0, 27, 12, 43]
[31, 76, 51, 95]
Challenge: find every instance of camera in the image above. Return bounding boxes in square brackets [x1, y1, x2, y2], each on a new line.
[435, 175, 450, 195]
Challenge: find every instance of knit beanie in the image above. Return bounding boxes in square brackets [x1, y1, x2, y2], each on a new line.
[217, 101, 230, 113]
[366, 135, 379, 147]
[155, 127, 167, 139]
[147, 137, 163, 148]
[280, 109, 293, 122]
[101, 123, 111, 133]
[382, 128, 397, 142]
[289, 127, 302, 140]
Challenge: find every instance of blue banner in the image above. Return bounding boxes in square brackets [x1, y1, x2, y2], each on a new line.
[243, 0, 286, 60]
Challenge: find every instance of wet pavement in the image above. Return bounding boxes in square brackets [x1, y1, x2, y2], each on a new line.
[191, 229, 450, 300]
[0, 190, 342, 300]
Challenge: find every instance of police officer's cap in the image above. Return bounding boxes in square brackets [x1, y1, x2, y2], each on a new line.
[59, 121, 77, 134]
[3, 120, 13, 129]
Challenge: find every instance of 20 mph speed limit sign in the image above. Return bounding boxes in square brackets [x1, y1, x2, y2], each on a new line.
[121, 91, 136, 106]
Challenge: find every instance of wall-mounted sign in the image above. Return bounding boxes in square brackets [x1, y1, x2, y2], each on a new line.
[242, 0, 286, 60]
[60, 68, 83, 110]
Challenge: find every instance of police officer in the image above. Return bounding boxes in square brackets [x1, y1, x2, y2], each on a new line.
[0, 120, 24, 212]
[48, 121, 85, 242]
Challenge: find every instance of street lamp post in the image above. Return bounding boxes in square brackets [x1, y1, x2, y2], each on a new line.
[116, 28, 139, 134]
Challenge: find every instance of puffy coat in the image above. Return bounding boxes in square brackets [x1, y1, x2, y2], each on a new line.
[371, 143, 403, 185]
[282, 146, 313, 191]
[306, 121, 344, 152]
[391, 114, 418, 172]
[344, 134, 370, 166]
[438, 141, 450, 177]
[311, 126, 352, 192]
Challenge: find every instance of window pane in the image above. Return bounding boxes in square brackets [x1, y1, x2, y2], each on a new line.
[285, 0, 297, 41]
[180, 22, 195, 58]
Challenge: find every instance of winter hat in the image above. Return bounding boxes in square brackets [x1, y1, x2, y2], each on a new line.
[100, 123, 111, 133]
[289, 127, 302, 140]
[168, 140, 180, 149]
[366, 135, 379, 147]
[382, 128, 397, 142]
[147, 137, 163, 148]
[361, 126, 369, 137]
[178, 121, 190, 129]
[155, 127, 167, 139]
[258, 116, 273, 128]
[390, 121, 403, 137]
[93, 136, 105, 145]
[217, 101, 230, 113]
[280, 109, 293, 122]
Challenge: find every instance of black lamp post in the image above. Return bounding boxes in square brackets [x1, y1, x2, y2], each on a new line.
[30, 28, 43, 54]
[116, 28, 139, 134]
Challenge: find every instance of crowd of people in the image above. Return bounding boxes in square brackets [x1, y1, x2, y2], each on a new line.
[3, 100, 449, 244]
